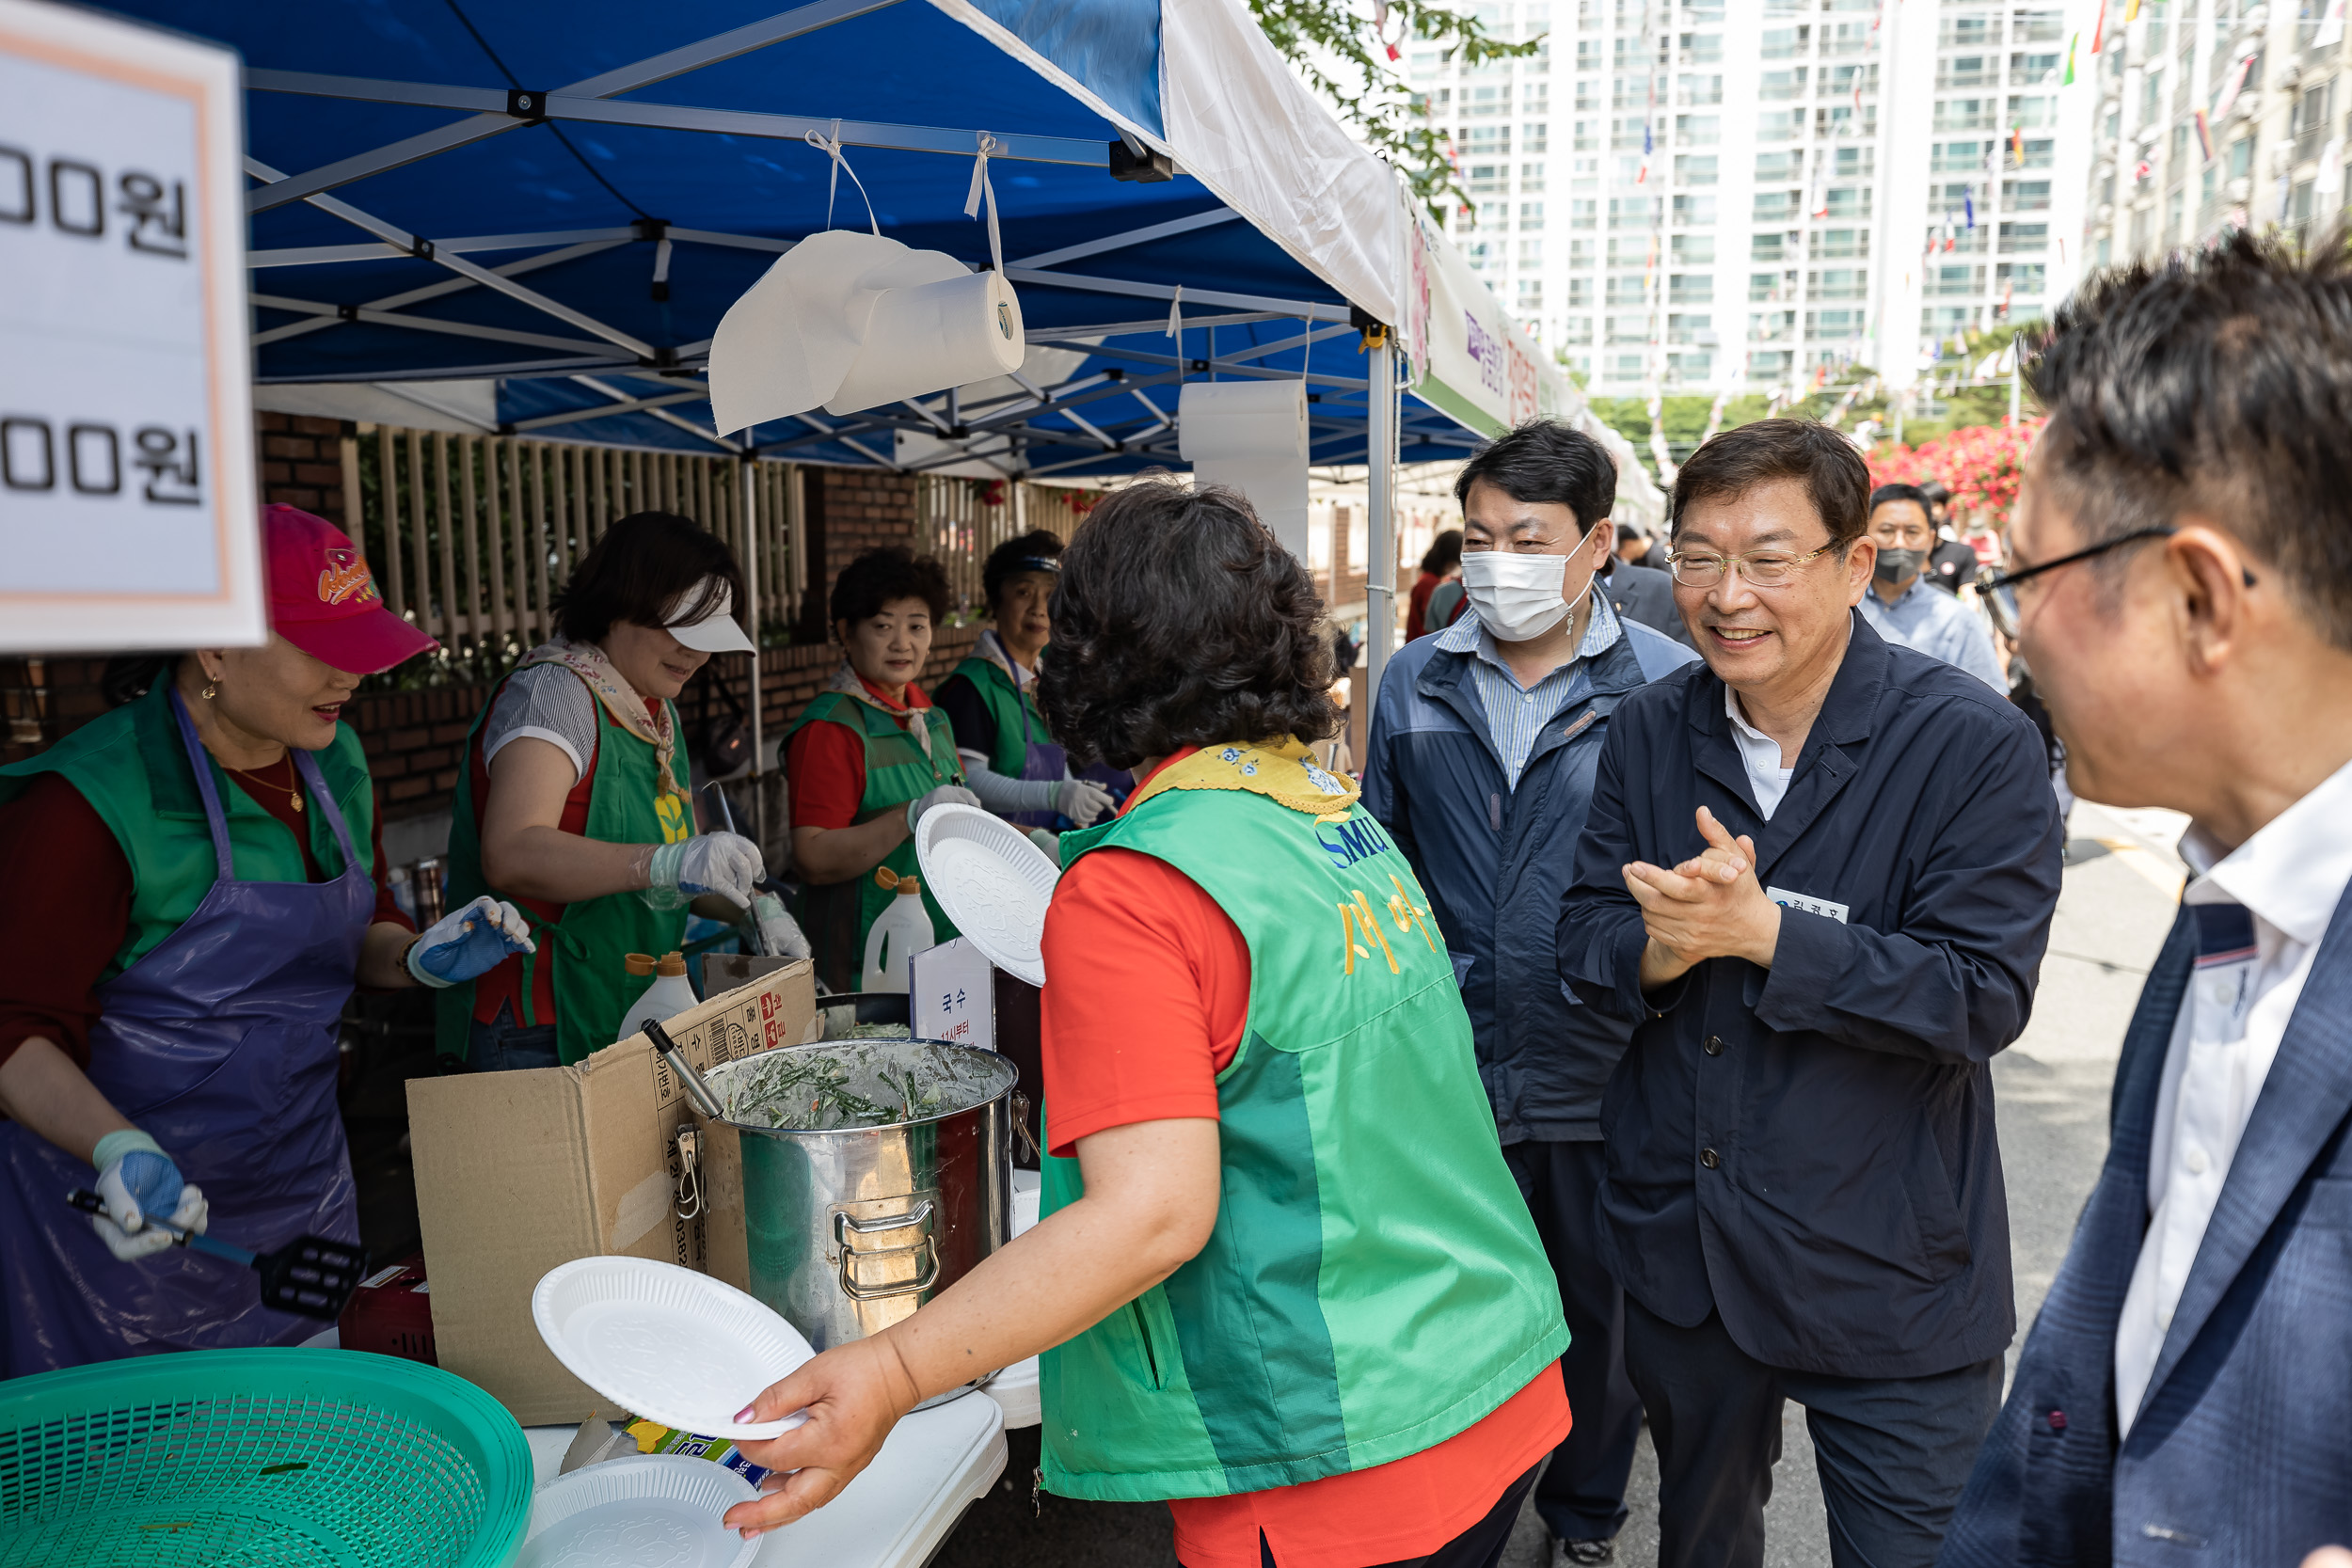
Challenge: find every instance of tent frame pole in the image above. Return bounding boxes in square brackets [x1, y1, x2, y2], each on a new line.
[1363, 335, 1397, 760]
[740, 452, 766, 855]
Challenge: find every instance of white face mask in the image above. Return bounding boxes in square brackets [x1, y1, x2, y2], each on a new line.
[1460, 536, 1597, 642]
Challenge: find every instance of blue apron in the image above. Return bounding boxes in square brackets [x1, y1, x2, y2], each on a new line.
[0, 689, 371, 1375]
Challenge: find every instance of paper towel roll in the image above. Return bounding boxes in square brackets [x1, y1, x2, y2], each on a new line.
[1178, 380, 1312, 562]
[826, 268, 1025, 416]
[708, 230, 1024, 436]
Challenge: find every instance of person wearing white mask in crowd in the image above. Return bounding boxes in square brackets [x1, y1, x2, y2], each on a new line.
[1362, 420, 1695, 1566]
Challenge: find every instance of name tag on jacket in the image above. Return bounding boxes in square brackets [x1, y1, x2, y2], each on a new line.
[1765, 886, 1850, 924]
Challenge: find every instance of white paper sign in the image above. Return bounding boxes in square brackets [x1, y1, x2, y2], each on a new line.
[910, 937, 997, 1053]
[0, 0, 262, 651]
[1766, 886, 1851, 925]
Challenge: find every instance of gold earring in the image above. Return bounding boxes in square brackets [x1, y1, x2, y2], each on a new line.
[201, 681, 216, 700]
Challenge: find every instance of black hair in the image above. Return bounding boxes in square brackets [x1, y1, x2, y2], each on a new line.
[1421, 526, 1458, 576]
[2026, 227, 2352, 643]
[829, 545, 951, 629]
[1918, 480, 1952, 507]
[1671, 419, 1870, 549]
[1038, 480, 1339, 769]
[1615, 522, 1649, 546]
[1453, 420, 1617, 533]
[553, 511, 744, 645]
[1419, 528, 1464, 576]
[1869, 483, 1936, 525]
[981, 530, 1064, 611]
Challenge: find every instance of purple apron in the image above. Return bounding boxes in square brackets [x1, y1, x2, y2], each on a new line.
[998, 668, 1132, 829]
[0, 688, 369, 1375]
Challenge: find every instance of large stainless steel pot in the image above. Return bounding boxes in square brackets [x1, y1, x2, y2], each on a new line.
[700, 1040, 1016, 1401]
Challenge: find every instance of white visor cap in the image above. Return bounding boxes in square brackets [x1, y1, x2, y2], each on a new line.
[664, 577, 755, 654]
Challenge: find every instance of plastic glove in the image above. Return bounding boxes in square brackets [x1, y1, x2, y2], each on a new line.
[1024, 827, 1064, 867]
[752, 893, 814, 962]
[903, 784, 982, 834]
[1054, 778, 1117, 828]
[648, 832, 766, 910]
[90, 1131, 209, 1260]
[405, 895, 536, 989]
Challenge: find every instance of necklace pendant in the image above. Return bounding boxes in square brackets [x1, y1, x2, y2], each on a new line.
[292, 795, 305, 812]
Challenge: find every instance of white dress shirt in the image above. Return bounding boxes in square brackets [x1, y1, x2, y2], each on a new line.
[1724, 687, 1792, 819]
[2115, 755, 2352, 1434]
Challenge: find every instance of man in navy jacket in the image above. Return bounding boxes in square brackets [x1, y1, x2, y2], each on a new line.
[1364, 420, 1694, 1564]
[1558, 419, 2062, 1568]
[1941, 233, 2352, 1568]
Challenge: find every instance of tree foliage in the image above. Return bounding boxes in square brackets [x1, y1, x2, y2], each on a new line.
[1248, 0, 1541, 217]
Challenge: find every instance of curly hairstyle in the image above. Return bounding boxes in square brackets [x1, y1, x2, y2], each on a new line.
[1038, 480, 1339, 770]
[829, 545, 951, 629]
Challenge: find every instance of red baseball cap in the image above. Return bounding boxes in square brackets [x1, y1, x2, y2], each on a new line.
[263, 504, 440, 674]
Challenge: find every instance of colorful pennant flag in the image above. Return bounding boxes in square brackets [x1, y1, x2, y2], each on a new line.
[2011, 126, 2026, 166]
[2090, 0, 2108, 52]
[2063, 32, 2078, 86]
[2194, 110, 2215, 164]
[2124, 0, 2141, 20]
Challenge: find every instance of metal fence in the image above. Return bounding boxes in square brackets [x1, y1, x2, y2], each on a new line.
[917, 474, 1094, 620]
[347, 426, 1105, 671]
[351, 429, 808, 665]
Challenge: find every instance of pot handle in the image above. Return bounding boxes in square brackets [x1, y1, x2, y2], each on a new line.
[834, 1203, 941, 1300]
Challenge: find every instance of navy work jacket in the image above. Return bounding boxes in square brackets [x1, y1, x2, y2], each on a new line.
[1363, 615, 1697, 1143]
[1559, 612, 2062, 1378]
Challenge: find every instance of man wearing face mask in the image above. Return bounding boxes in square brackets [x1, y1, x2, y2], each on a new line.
[1856, 484, 2006, 690]
[1362, 420, 1696, 1567]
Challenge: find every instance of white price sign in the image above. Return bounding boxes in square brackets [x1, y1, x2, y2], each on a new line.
[0, 0, 261, 651]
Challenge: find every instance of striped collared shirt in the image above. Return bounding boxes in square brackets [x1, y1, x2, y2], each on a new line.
[1435, 588, 1624, 789]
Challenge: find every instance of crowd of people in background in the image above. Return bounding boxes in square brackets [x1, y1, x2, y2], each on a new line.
[9, 226, 2352, 1568]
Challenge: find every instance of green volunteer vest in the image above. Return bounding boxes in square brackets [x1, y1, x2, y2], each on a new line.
[1038, 740, 1569, 1503]
[436, 668, 695, 1067]
[0, 679, 377, 976]
[782, 687, 964, 992]
[945, 649, 1044, 780]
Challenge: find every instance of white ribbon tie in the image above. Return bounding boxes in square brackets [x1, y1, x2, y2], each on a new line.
[804, 120, 881, 236]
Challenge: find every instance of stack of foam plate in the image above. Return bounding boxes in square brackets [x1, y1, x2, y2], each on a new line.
[914, 803, 1059, 987]
[520, 1454, 759, 1568]
[532, 1258, 813, 1442]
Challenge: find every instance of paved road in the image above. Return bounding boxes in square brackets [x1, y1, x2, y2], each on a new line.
[939, 801, 2186, 1568]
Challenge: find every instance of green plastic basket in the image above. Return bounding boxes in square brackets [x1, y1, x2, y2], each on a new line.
[0, 1348, 532, 1568]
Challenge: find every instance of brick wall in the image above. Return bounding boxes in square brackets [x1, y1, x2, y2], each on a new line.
[256, 411, 353, 528]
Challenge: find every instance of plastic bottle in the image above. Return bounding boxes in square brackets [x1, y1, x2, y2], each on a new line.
[860, 878, 932, 994]
[616, 950, 700, 1043]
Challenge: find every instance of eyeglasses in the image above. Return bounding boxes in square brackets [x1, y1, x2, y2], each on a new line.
[1665, 542, 1841, 589]
[1979, 527, 2174, 594]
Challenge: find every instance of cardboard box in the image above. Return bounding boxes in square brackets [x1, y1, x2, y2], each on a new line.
[406, 959, 816, 1425]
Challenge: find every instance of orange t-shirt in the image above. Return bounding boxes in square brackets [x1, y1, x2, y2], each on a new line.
[1040, 752, 1570, 1568]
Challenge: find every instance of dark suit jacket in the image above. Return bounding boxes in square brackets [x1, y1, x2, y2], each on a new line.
[1942, 890, 2352, 1567]
[1560, 613, 2063, 1377]
[1599, 560, 1693, 648]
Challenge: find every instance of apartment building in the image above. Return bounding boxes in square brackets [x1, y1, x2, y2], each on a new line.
[2085, 1, 2350, 271]
[1406, 0, 2093, 396]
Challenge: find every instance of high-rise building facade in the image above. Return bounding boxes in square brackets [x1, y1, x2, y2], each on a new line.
[2083, 2, 2350, 274]
[1405, 1, 2093, 397]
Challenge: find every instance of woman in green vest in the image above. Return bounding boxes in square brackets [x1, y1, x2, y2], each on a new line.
[729, 483, 1572, 1568]
[931, 530, 1117, 850]
[0, 506, 534, 1372]
[782, 546, 977, 991]
[439, 511, 769, 1069]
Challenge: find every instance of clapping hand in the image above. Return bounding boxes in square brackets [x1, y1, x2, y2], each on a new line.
[1623, 805, 1783, 987]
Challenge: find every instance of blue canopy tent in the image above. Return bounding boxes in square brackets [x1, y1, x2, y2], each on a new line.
[102, 0, 1655, 739]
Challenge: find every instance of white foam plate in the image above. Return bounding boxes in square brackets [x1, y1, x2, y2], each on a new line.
[521, 1454, 759, 1568]
[914, 803, 1059, 988]
[533, 1258, 815, 1442]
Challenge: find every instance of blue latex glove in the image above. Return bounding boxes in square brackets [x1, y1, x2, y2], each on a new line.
[90, 1130, 208, 1260]
[405, 895, 536, 989]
